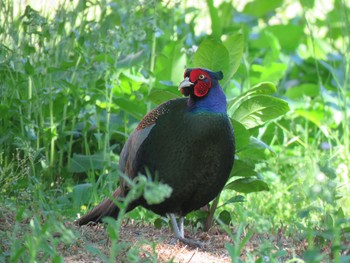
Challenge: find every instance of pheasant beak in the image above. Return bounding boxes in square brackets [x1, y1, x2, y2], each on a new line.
[178, 77, 194, 95]
[178, 77, 193, 90]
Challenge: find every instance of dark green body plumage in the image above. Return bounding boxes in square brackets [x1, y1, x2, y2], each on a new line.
[77, 68, 235, 238]
[131, 98, 235, 216]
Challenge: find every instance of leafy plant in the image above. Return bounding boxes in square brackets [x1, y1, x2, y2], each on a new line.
[185, 33, 289, 230]
[1, 0, 349, 261]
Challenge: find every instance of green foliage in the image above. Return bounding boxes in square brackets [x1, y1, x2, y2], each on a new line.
[1, 0, 350, 261]
[234, 94, 289, 128]
[137, 174, 173, 205]
[193, 33, 244, 87]
[193, 38, 230, 75]
[243, 0, 283, 18]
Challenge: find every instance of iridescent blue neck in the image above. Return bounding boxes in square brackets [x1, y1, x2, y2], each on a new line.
[188, 82, 227, 113]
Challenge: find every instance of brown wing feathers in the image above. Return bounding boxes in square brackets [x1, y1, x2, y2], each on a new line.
[77, 187, 125, 225]
[77, 102, 171, 225]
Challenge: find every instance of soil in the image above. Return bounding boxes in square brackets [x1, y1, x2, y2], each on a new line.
[65, 221, 233, 262]
[1, 207, 349, 262]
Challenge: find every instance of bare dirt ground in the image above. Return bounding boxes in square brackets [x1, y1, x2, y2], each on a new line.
[1, 207, 349, 262]
[69, 221, 233, 263]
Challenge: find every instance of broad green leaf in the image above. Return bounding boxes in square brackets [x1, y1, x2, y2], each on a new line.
[223, 33, 244, 87]
[243, 0, 283, 18]
[155, 41, 186, 85]
[231, 119, 250, 151]
[232, 95, 290, 129]
[148, 88, 180, 104]
[114, 97, 146, 119]
[251, 62, 287, 84]
[68, 152, 111, 173]
[219, 210, 231, 225]
[285, 83, 320, 99]
[228, 82, 276, 111]
[268, 25, 304, 52]
[225, 178, 269, 193]
[221, 195, 245, 206]
[294, 109, 324, 127]
[229, 159, 257, 178]
[72, 183, 93, 207]
[193, 38, 230, 77]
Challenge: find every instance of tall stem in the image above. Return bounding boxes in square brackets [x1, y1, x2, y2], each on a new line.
[147, 1, 157, 112]
[204, 193, 221, 231]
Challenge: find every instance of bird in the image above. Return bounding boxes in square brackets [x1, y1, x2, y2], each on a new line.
[77, 68, 235, 247]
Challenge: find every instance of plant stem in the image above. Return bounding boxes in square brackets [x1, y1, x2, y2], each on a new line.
[204, 193, 220, 231]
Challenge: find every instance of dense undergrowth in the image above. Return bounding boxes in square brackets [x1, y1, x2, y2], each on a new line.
[0, 0, 349, 262]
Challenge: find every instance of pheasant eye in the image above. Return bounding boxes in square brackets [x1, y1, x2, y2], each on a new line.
[198, 74, 205, 80]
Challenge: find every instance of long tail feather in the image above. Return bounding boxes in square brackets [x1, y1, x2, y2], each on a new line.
[77, 187, 124, 225]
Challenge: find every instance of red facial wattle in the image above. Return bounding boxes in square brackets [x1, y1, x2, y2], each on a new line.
[189, 70, 211, 97]
[193, 81, 209, 97]
[178, 69, 213, 98]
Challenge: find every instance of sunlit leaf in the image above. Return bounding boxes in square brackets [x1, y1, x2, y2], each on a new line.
[225, 178, 269, 193]
[232, 95, 290, 129]
[223, 32, 244, 87]
[294, 109, 324, 127]
[243, 0, 283, 18]
[193, 38, 230, 77]
[285, 83, 320, 99]
[228, 82, 276, 111]
[231, 119, 250, 151]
